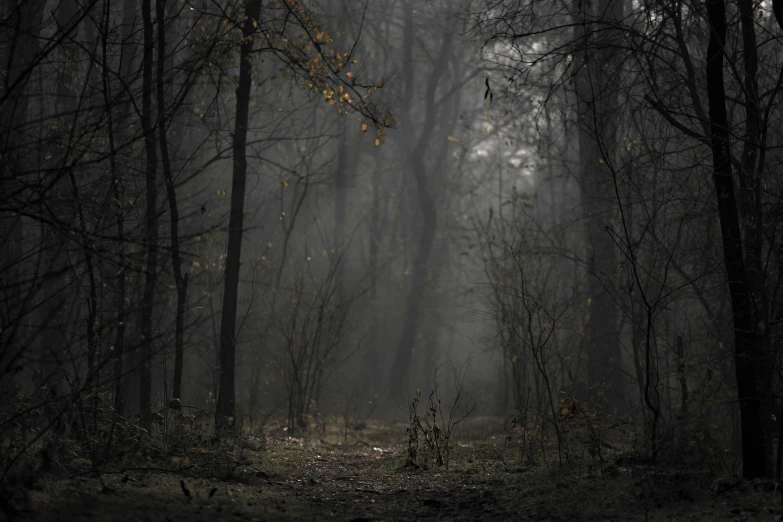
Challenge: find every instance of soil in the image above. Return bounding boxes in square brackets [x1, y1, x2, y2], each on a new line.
[5, 420, 783, 521]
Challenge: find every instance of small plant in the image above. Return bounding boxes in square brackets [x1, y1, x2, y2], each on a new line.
[341, 380, 378, 443]
[404, 361, 475, 470]
[405, 388, 445, 468]
[404, 390, 421, 469]
[558, 393, 630, 476]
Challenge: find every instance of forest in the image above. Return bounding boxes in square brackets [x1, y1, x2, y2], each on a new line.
[2, 0, 783, 519]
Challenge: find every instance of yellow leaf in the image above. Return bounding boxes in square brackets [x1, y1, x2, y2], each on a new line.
[252, 19, 257, 28]
[375, 139, 380, 147]
[561, 407, 570, 415]
[346, 71, 354, 79]
[447, 135, 460, 143]
[361, 123, 368, 132]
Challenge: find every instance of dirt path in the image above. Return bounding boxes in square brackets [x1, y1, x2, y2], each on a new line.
[10, 435, 783, 521]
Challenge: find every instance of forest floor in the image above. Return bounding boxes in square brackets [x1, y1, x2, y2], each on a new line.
[6, 418, 783, 521]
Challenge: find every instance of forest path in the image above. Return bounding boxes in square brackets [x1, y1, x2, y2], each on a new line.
[12, 429, 783, 521]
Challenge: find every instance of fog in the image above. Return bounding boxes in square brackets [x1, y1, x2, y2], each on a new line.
[2, 0, 781, 502]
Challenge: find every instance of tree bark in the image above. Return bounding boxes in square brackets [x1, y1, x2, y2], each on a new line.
[705, 0, 766, 479]
[574, 0, 625, 411]
[156, 0, 187, 408]
[98, 0, 128, 416]
[111, 0, 139, 417]
[0, 0, 46, 367]
[139, 0, 158, 432]
[216, 0, 263, 430]
[737, 0, 775, 471]
[39, 0, 78, 397]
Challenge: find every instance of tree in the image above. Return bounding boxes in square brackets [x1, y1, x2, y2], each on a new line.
[157, 0, 189, 408]
[215, 0, 386, 430]
[139, 0, 159, 431]
[574, 0, 626, 411]
[387, 0, 460, 404]
[471, 0, 783, 477]
[0, 0, 47, 380]
[704, 0, 765, 480]
[109, 0, 140, 417]
[216, 0, 264, 430]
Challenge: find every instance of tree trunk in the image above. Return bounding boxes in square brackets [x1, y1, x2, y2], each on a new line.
[387, 3, 451, 404]
[39, 0, 78, 397]
[737, 0, 774, 472]
[139, 0, 158, 432]
[574, 0, 625, 411]
[98, 0, 126, 416]
[216, 0, 263, 431]
[704, 0, 766, 479]
[0, 0, 46, 372]
[365, 152, 384, 393]
[335, 122, 349, 279]
[156, 0, 187, 408]
[109, 0, 139, 417]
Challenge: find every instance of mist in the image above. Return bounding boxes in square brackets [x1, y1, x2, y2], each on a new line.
[1, 0, 781, 519]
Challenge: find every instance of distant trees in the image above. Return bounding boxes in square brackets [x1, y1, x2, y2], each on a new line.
[10, 0, 782, 487]
[212, 0, 386, 430]
[387, 0, 461, 404]
[0, 0, 387, 465]
[472, 0, 783, 478]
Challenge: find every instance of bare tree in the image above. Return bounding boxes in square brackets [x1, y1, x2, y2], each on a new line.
[704, 0, 765, 479]
[139, 0, 159, 431]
